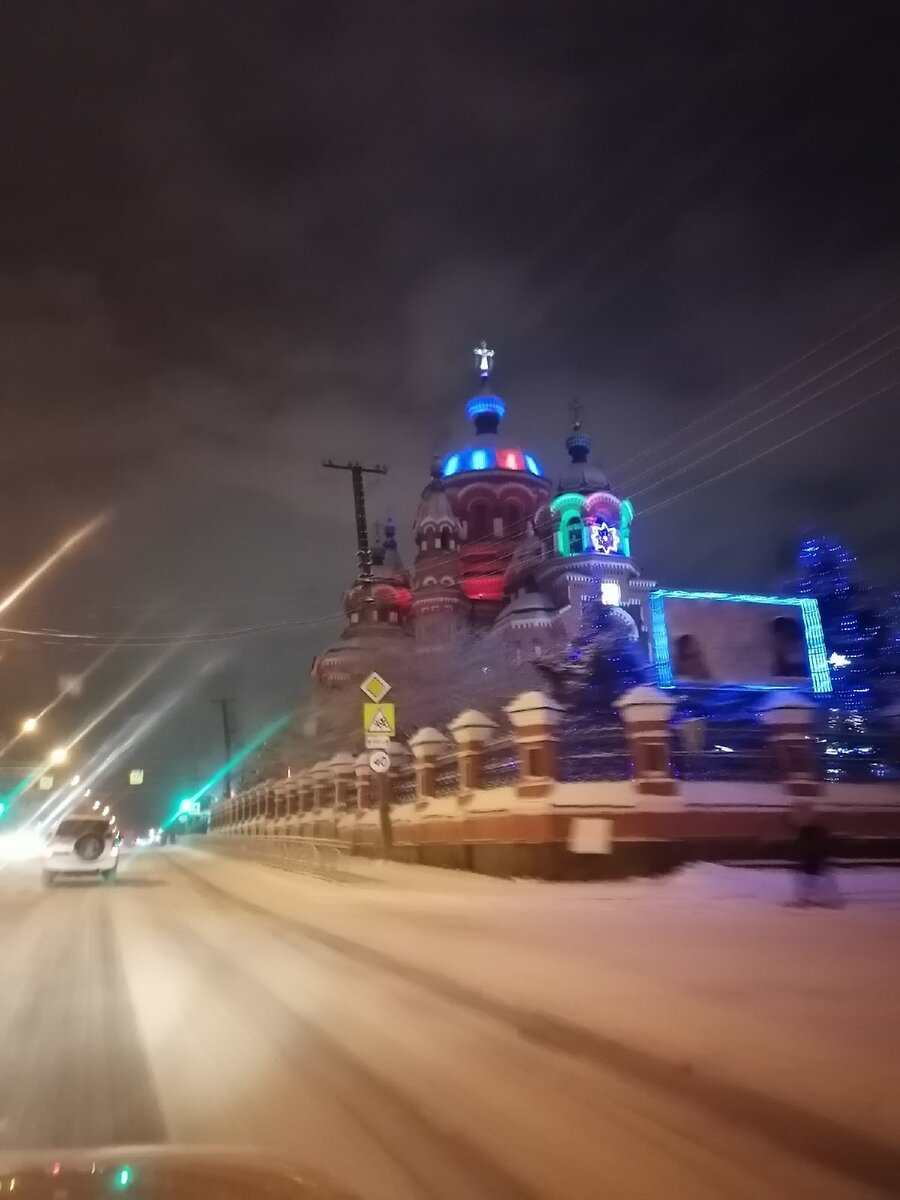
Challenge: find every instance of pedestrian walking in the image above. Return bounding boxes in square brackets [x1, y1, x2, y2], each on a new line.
[787, 802, 843, 907]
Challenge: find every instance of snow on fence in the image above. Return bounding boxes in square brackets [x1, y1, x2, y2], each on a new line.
[204, 690, 900, 881]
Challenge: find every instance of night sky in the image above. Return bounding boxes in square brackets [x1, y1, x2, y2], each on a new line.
[1, 2, 898, 823]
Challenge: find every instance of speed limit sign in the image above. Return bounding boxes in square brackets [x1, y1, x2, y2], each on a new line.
[368, 749, 391, 774]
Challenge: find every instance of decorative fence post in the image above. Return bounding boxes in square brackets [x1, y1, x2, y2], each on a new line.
[310, 760, 332, 810]
[408, 727, 449, 799]
[758, 692, 823, 797]
[265, 782, 277, 831]
[504, 691, 564, 797]
[274, 780, 290, 831]
[285, 780, 300, 830]
[354, 753, 371, 809]
[447, 710, 498, 795]
[296, 770, 313, 816]
[330, 752, 356, 809]
[614, 685, 679, 796]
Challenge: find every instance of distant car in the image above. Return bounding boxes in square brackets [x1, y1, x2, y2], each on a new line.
[42, 815, 119, 886]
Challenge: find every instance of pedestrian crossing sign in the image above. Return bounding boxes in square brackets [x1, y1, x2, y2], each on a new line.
[363, 702, 396, 737]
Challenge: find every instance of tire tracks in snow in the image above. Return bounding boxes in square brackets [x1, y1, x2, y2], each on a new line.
[167, 851, 900, 1196]
[158, 896, 540, 1200]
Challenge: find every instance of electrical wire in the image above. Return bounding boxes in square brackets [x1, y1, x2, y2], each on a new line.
[7, 319, 896, 649]
[0, 610, 346, 647]
[609, 293, 899, 479]
[637, 376, 899, 518]
[628, 341, 899, 500]
[619, 324, 899, 493]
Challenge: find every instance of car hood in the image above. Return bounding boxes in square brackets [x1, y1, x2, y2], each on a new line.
[0, 1146, 360, 1199]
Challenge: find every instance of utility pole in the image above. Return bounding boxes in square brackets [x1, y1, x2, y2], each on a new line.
[214, 698, 235, 798]
[322, 460, 388, 603]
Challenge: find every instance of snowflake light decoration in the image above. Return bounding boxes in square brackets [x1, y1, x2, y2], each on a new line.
[589, 521, 620, 555]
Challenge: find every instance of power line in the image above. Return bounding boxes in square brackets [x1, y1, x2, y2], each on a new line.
[638, 376, 899, 518]
[628, 341, 899, 500]
[620, 324, 899, 493]
[609, 293, 898, 479]
[5, 350, 894, 652]
[0, 610, 345, 647]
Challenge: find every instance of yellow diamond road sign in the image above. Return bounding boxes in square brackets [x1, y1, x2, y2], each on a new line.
[363, 702, 395, 737]
[360, 671, 391, 703]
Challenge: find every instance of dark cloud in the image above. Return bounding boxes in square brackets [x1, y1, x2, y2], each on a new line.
[0, 0, 898, 817]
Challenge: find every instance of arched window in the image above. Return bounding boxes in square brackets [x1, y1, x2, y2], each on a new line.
[440, 528, 450, 550]
[565, 514, 585, 555]
[468, 501, 491, 540]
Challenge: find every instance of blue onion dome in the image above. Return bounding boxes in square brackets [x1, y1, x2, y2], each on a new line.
[558, 417, 611, 494]
[441, 345, 545, 479]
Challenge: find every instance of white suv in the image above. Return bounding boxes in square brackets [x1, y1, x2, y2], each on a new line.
[43, 814, 119, 885]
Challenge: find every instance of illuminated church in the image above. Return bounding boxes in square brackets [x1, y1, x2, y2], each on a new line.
[313, 344, 655, 686]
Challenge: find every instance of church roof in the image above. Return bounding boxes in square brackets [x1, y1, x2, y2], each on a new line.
[493, 589, 558, 632]
[415, 467, 461, 531]
[557, 413, 612, 495]
[439, 345, 544, 479]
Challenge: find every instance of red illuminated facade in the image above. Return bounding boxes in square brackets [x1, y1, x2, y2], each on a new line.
[313, 349, 654, 687]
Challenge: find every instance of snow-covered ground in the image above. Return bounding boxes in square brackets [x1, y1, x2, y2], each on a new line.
[182, 847, 900, 1158]
[3, 846, 897, 1198]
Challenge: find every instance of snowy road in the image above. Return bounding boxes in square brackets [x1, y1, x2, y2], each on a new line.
[0, 847, 897, 1199]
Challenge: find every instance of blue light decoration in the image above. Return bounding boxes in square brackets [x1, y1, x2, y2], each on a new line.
[649, 589, 832, 694]
[619, 498, 634, 556]
[441, 446, 544, 476]
[465, 395, 506, 422]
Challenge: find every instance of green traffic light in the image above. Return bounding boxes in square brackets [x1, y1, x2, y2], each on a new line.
[114, 1166, 133, 1189]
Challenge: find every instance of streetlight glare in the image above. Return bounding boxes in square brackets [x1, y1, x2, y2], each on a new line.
[49, 747, 68, 765]
[102, 805, 110, 816]
[21, 717, 39, 734]
[92, 800, 100, 810]
[70, 775, 81, 787]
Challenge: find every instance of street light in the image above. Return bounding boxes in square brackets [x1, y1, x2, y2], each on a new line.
[70, 775, 81, 787]
[92, 800, 100, 810]
[102, 805, 109, 816]
[21, 717, 39, 734]
[49, 747, 67, 765]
